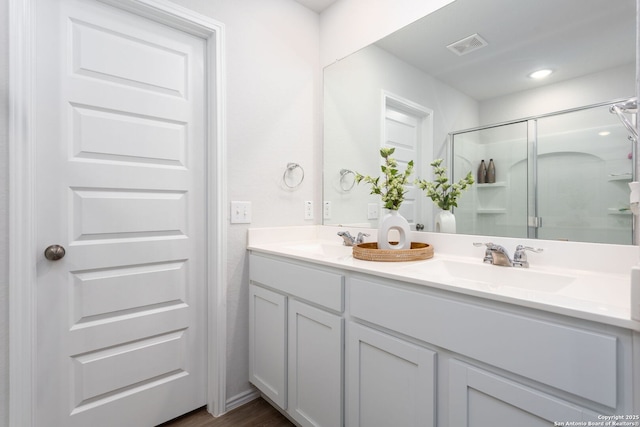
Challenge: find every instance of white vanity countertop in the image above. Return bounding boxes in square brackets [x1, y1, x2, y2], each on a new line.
[247, 226, 640, 331]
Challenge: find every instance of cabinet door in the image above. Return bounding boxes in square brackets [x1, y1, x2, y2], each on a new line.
[249, 284, 287, 408]
[347, 323, 436, 427]
[288, 299, 343, 427]
[449, 360, 600, 426]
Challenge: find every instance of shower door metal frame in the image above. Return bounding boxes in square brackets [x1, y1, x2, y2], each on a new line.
[450, 97, 636, 244]
[526, 119, 538, 239]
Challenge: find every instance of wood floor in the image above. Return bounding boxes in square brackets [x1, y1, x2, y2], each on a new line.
[159, 398, 295, 427]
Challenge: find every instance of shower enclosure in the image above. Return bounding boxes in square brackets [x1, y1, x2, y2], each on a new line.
[451, 99, 636, 245]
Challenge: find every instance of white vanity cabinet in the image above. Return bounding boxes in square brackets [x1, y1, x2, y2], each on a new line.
[288, 299, 342, 427]
[248, 245, 638, 426]
[249, 253, 344, 427]
[348, 274, 635, 425]
[347, 322, 436, 427]
[249, 284, 287, 408]
[448, 360, 601, 426]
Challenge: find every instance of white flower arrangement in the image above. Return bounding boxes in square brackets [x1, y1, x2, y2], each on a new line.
[355, 147, 414, 211]
[416, 158, 474, 211]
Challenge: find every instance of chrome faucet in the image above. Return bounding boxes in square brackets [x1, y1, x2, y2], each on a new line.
[512, 245, 544, 268]
[474, 242, 513, 266]
[473, 242, 543, 268]
[337, 231, 369, 246]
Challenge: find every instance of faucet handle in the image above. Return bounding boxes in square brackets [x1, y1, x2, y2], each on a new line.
[513, 245, 543, 268]
[473, 242, 496, 264]
[356, 232, 370, 244]
[515, 245, 543, 254]
[473, 242, 495, 248]
[337, 231, 356, 246]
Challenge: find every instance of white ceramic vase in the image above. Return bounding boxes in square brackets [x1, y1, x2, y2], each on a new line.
[378, 209, 411, 250]
[435, 210, 456, 233]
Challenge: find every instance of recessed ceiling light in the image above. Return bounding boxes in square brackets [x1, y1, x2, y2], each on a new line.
[598, 131, 611, 136]
[528, 69, 553, 79]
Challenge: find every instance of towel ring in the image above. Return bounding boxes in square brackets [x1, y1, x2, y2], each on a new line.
[283, 163, 304, 188]
[340, 169, 356, 192]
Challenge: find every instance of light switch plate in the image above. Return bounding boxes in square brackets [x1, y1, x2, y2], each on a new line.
[367, 203, 379, 220]
[304, 201, 314, 220]
[230, 201, 252, 224]
[323, 201, 332, 219]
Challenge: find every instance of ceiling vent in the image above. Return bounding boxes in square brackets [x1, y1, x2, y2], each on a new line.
[446, 33, 488, 56]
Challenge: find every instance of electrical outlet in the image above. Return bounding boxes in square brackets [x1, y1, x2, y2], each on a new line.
[367, 203, 379, 220]
[323, 201, 332, 219]
[304, 201, 314, 220]
[230, 201, 252, 224]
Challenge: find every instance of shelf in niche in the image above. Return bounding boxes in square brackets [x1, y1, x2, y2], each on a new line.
[476, 182, 506, 188]
[607, 208, 632, 215]
[607, 173, 632, 181]
[476, 208, 507, 214]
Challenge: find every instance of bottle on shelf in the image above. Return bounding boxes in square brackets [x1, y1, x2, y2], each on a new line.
[487, 159, 496, 183]
[477, 160, 487, 184]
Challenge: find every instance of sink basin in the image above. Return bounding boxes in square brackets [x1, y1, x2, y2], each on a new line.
[282, 242, 353, 258]
[403, 259, 576, 292]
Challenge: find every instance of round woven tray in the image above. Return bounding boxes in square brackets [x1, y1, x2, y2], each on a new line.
[353, 242, 434, 262]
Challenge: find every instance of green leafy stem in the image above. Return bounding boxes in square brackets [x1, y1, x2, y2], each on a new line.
[355, 147, 414, 211]
[416, 158, 474, 211]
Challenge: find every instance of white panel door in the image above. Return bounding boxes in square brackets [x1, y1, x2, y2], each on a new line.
[384, 106, 421, 226]
[34, 0, 207, 425]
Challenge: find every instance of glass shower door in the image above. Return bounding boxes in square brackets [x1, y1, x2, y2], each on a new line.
[536, 105, 634, 244]
[452, 121, 529, 238]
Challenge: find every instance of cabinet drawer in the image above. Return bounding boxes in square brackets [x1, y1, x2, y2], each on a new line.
[250, 253, 344, 312]
[449, 360, 600, 425]
[350, 277, 617, 407]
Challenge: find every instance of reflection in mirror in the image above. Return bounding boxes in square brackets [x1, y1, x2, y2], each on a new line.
[452, 121, 528, 238]
[452, 102, 634, 244]
[323, 0, 636, 244]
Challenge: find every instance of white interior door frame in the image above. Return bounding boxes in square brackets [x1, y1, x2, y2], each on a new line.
[380, 90, 434, 166]
[8, 0, 228, 424]
[380, 91, 434, 227]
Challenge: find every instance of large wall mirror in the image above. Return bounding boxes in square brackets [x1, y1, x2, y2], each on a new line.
[323, 0, 637, 244]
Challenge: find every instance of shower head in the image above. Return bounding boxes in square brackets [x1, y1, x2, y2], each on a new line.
[610, 97, 638, 143]
[619, 97, 637, 113]
[610, 98, 638, 114]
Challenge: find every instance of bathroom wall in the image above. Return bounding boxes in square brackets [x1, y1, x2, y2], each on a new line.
[324, 44, 478, 228]
[167, 0, 321, 405]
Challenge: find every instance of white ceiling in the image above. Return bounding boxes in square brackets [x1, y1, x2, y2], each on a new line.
[374, 0, 636, 101]
[293, 0, 338, 13]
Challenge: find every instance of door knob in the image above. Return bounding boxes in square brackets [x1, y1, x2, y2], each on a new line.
[44, 245, 66, 261]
